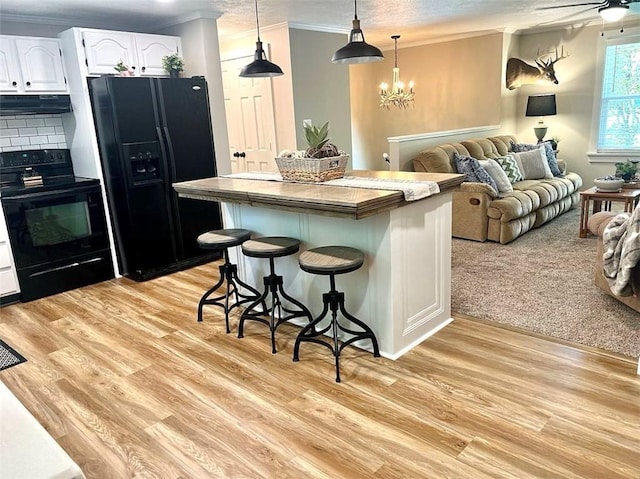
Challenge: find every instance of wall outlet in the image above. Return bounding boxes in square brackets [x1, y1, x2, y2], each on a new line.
[303, 119, 312, 128]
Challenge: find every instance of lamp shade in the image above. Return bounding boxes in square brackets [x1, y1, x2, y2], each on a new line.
[239, 41, 283, 77]
[331, 18, 383, 64]
[239, 0, 284, 78]
[525, 94, 557, 117]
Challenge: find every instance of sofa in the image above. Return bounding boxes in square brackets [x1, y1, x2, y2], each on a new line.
[413, 135, 583, 244]
[587, 211, 640, 314]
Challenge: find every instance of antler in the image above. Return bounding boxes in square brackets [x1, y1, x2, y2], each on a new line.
[549, 46, 569, 65]
[535, 46, 569, 68]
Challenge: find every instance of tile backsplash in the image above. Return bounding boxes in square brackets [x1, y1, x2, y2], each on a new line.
[0, 114, 67, 152]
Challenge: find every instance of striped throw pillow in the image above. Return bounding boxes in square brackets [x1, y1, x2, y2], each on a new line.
[495, 155, 523, 183]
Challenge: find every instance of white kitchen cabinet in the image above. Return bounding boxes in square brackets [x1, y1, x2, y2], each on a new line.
[0, 36, 68, 93]
[82, 29, 181, 76]
[0, 202, 19, 299]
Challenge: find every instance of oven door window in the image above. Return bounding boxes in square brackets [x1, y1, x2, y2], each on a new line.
[2, 187, 109, 270]
[25, 201, 91, 247]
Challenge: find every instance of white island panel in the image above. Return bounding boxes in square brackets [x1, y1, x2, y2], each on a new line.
[223, 190, 452, 359]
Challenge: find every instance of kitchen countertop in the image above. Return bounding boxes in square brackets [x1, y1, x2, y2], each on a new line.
[173, 170, 464, 220]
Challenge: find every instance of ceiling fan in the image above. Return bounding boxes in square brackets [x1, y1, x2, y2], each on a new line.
[537, 0, 639, 22]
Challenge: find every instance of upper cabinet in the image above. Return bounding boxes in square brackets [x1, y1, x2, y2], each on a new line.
[82, 30, 181, 77]
[0, 36, 68, 93]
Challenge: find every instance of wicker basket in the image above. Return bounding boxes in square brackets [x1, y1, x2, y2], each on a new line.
[275, 155, 348, 183]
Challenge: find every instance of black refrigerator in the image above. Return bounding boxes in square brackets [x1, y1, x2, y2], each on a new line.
[89, 76, 222, 281]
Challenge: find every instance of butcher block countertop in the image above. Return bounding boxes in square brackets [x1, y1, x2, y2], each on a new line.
[173, 170, 464, 220]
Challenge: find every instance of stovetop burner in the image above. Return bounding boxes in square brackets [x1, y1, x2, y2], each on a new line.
[0, 149, 99, 197]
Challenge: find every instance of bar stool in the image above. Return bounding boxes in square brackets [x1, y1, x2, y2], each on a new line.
[293, 246, 380, 382]
[238, 237, 313, 354]
[197, 228, 263, 333]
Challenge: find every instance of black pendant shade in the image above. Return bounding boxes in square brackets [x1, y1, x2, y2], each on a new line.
[332, 1, 383, 64]
[239, 0, 284, 78]
[240, 41, 284, 77]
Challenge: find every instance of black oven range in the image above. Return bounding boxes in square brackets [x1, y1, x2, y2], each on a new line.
[0, 148, 114, 303]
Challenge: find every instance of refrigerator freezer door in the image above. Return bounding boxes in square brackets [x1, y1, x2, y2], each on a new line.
[155, 77, 222, 261]
[90, 77, 177, 279]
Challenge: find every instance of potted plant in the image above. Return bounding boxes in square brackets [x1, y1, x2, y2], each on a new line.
[276, 121, 348, 182]
[114, 60, 133, 77]
[162, 54, 184, 77]
[614, 160, 638, 182]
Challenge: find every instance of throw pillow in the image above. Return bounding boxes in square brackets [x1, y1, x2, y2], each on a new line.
[541, 141, 563, 177]
[453, 152, 498, 192]
[511, 140, 562, 177]
[513, 148, 553, 180]
[478, 159, 513, 193]
[511, 140, 536, 153]
[495, 155, 523, 183]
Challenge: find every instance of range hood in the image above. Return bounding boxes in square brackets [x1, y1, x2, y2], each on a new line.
[0, 94, 72, 116]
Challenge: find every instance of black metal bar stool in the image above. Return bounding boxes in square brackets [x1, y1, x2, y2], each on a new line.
[197, 228, 263, 333]
[238, 237, 313, 353]
[293, 246, 380, 382]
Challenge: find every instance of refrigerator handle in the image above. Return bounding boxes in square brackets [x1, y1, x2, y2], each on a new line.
[156, 125, 182, 256]
[162, 126, 178, 183]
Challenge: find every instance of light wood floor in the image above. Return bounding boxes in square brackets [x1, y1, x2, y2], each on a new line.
[0, 261, 638, 478]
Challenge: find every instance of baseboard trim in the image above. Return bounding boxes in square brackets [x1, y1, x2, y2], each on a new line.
[453, 312, 638, 365]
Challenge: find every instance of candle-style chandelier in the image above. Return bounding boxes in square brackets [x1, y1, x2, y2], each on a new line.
[379, 35, 415, 110]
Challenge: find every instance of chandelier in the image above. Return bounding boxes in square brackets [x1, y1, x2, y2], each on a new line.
[379, 35, 415, 110]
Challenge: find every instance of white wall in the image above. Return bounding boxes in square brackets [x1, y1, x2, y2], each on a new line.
[514, 20, 640, 184]
[289, 28, 352, 159]
[161, 18, 231, 175]
[350, 32, 504, 171]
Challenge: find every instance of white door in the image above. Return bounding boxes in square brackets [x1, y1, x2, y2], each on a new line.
[15, 38, 67, 92]
[0, 38, 21, 92]
[82, 30, 136, 75]
[221, 54, 278, 173]
[135, 34, 181, 76]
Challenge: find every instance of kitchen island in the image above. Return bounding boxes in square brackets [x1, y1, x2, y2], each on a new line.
[173, 170, 464, 359]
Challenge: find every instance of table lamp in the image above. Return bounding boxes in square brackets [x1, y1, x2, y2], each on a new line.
[525, 94, 557, 143]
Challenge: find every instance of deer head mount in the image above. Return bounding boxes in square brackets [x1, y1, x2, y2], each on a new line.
[505, 47, 569, 90]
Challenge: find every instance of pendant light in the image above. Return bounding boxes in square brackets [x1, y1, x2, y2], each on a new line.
[379, 35, 415, 110]
[331, 0, 384, 64]
[239, 0, 284, 78]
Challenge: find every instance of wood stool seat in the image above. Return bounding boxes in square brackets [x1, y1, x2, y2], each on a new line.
[197, 228, 262, 333]
[241, 236, 301, 258]
[238, 236, 312, 353]
[298, 246, 365, 275]
[197, 228, 251, 249]
[294, 245, 380, 382]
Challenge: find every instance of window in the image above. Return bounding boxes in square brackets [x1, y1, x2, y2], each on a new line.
[598, 36, 640, 151]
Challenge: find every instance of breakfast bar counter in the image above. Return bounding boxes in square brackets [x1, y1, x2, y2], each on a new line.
[174, 170, 464, 359]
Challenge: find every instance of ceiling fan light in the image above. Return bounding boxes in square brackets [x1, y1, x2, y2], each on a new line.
[599, 4, 629, 22]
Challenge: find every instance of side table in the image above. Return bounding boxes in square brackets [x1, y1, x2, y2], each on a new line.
[579, 186, 640, 238]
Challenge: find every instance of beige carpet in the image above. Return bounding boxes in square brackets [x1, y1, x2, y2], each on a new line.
[451, 208, 640, 358]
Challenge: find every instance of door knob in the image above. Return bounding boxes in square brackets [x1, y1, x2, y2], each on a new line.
[233, 152, 239, 158]
[239, 152, 246, 158]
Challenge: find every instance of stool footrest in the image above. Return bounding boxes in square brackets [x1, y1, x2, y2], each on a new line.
[198, 260, 263, 333]
[238, 273, 313, 354]
[293, 287, 380, 382]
